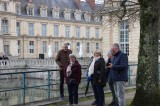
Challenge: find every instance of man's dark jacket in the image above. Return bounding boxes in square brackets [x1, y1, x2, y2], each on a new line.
[110, 51, 128, 82]
[55, 49, 72, 70]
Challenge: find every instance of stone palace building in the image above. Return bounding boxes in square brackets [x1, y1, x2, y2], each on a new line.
[0, 0, 103, 59]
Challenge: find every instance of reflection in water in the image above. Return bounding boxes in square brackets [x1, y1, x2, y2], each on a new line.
[0, 78, 59, 106]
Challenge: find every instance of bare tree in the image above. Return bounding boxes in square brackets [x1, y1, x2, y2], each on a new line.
[97, 0, 160, 105]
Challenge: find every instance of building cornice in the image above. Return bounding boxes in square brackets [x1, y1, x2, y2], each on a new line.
[16, 15, 102, 26]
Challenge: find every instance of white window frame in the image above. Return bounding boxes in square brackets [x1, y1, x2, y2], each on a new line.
[64, 12, 70, 20]
[65, 26, 70, 38]
[2, 19, 9, 34]
[96, 43, 99, 50]
[86, 42, 90, 53]
[42, 24, 47, 36]
[16, 22, 20, 36]
[2, 2, 8, 11]
[53, 10, 59, 18]
[95, 28, 99, 38]
[54, 42, 59, 53]
[119, 20, 129, 55]
[54, 24, 59, 37]
[86, 27, 90, 38]
[42, 41, 47, 53]
[28, 23, 34, 36]
[27, 6, 34, 16]
[41, 8, 47, 17]
[18, 40, 21, 53]
[29, 41, 34, 53]
[76, 27, 80, 38]
[16, 5, 21, 15]
[76, 42, 80, 53]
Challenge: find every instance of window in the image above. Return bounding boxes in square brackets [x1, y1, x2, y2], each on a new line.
[75, 13, 81, 21]
[95, 28, 99, 38]
[41, 9, 47, 17]
[86, 42, 90, 53]
[76, 42, 80, 53]
[18, 40, 21, 53]
[54, 25, 59, 37]
[16, 22, 20, 36]
[2, 19, 9, 34]
[28, 23, 34, 36]
[42, 41, 47, 53]
[42, 24, 47, 36]
[16, 5, 21, 14]
[76, 27, 80, 38]
[28, 7, 34, 16]
[84, 13, 90, 22]
[29, 41, 34, 53]
[94, 17, 100, 22]
[96, 43, 99, 50]
[53, 10, 59, 18]
[54, 42, 59, 53]
[65, 26, 70, 38]
[86, 27, 90, 38]
[65, 12, 70, 20]
[4, 45, 9, 56]
[120, 20, 129, 55]
[2, 2, 8, 11]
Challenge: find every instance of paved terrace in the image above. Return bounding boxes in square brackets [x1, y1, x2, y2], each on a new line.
[19, 86, 135, 106]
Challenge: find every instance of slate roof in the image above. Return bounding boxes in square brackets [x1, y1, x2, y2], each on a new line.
[17, 0, 103, 24]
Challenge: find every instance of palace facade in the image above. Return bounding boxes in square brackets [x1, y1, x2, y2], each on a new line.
[0, 0, 103, 59]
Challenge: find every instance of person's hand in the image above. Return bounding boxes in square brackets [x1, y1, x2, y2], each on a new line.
[107, 63, 112, 68]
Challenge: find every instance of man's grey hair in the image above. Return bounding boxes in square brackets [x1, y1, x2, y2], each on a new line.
[112, 43, 120, 49]
[62, 43, 68, 47]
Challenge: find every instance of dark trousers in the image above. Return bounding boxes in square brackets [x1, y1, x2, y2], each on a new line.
[93, 84, 104, 106]
[67, 84, 78, 104]
[59, 71, 64, 97]
[108, 75, 117, 103]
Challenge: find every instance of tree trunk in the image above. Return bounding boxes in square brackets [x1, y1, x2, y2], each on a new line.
[131, 0, 160, 105]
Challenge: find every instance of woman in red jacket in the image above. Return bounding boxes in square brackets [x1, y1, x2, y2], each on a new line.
[64, 54, 82, 106]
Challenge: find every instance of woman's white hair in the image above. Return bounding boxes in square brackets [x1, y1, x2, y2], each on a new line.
[69, 54, 76, 59]
[94, 50, 102, 56]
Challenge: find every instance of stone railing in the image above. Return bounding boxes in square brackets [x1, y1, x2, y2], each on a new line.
[0, 58, 90, 69]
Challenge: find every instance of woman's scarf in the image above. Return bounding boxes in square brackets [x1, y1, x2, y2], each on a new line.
[88, 57, 100, 77]
[66, 62, 74, 77]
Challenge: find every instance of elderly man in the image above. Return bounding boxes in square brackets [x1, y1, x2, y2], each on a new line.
[107, 43, 128, 106]
[56, 43, 72, 100]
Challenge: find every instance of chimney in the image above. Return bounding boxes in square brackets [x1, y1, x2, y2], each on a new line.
[28, 0, 33, 3]
[75, 0, 81, 9]
[86, 0, 96, 9]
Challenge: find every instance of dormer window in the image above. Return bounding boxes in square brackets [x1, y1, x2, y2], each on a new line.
[26, 4, 34, 16]
[28, 7, 33, 15]
[64, 9, 71, 20]
[53, 10, 59, 18]
[40, 5, 48, 17]
[2, 2, 8, 11]
[41, 9, 47, 17]
[74, 10, 82, 21]
[16, 5, 21, 15]
[52, 7, 60, 19]
[84, 12, 91, 22]
[94, 16, 100, 22]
